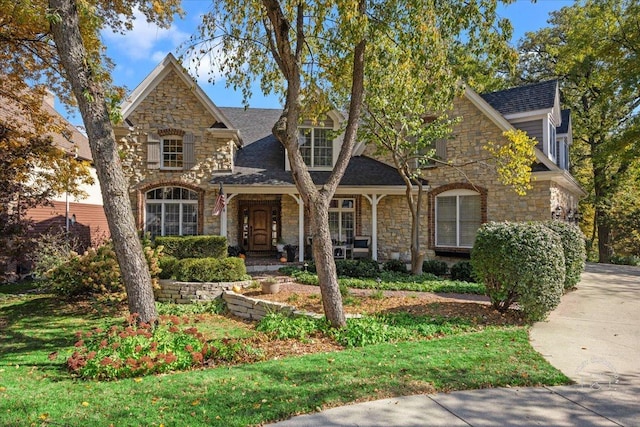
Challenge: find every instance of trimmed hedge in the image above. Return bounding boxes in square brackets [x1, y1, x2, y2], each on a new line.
[383, 259, 408, 274]
[158, 255, 179, 280]
[174, 257, 247, 282]
[471, 221, 565, 322]
[543, 221, 586, 290]
[450, 261, 476, 283]
[305, 259, 381, 278]
[422, 259, 449, 276]
[155, 235, 227, 260]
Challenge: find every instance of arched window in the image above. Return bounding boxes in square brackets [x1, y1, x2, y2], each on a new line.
[435, 189, 481, 248]
[145, 187, 198, 237]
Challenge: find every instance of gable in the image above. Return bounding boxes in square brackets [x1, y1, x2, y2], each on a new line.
[120, 53, 237, 137]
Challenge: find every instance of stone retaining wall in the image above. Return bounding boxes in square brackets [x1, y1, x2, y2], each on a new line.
[222, 291, 302, 320]
[154, 279, 253, 303]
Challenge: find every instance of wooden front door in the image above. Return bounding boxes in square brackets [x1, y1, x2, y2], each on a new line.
[248, 205, 271, 251]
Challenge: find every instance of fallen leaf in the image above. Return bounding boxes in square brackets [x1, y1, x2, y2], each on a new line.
[82, 401, 89, 407]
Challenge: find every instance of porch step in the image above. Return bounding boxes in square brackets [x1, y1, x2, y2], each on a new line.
[245, 262, 302, 273]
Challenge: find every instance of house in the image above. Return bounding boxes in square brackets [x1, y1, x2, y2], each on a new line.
[24, 92, 109, 248]
[115, 54, 584, 262]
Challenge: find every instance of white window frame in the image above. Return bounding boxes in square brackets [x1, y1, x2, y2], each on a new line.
[161, 136, 184, 170]
[435, 189, 481, 248]
[328, 198, 355, 244]
[144, 186, 198, 237]
[298, 127, 334, 169]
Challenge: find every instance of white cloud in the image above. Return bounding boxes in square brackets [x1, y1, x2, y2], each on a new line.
[102, 9, 190, 61]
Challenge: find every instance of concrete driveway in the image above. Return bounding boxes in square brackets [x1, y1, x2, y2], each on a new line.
[529, 262, 640, 423]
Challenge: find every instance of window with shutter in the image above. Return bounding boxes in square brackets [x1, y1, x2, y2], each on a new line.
[161, 137, 183, 169]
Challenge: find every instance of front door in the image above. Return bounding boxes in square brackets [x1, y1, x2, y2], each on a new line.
[249, 205, 271, 251]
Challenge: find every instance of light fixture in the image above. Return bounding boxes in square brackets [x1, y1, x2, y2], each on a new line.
[303, 262, 308, 272]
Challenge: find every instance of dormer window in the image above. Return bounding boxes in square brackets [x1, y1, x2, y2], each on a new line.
[299, 128, 333, 168]
[162, 137, 183, 169]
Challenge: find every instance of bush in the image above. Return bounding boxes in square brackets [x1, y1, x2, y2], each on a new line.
[450, 261, 476, 283]
[611, 254, 640, 266]
[543, 221, 587, 290]
[45, 241, 162, 300]
[155, 235, 227, 260]
[383, 259, 408, 274]
[158, 256, 179, 279]
[28, 231, 82, 280]
[256, 313, 325, 341]
[174, 257, 248, 282]
[335, 259, 380, 278]
[471, 222, 565, 321]
[422, 259, 448, 276]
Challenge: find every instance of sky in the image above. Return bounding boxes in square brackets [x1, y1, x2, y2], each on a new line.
[63, 0, 575, 125]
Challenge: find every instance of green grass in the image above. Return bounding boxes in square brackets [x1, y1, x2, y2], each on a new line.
[284, 269, 486, 294]
[0, 291, 569, 427]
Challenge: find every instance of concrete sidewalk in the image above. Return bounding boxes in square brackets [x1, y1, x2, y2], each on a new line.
[269, 385, 635, 426]
[267, 264, 639, 426]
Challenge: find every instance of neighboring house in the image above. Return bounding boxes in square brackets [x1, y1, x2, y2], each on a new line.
[115, 54, 584, 262]
[25, 92, 109, 248]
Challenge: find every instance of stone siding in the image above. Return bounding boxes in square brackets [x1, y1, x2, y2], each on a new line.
[116, 69, 236, 235]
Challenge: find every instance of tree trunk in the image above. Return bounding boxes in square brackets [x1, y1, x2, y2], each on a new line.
[263, 0, 366, 328]
[593, 163, 613, 263]
[309, 202, 346, 327]
[409, 180, 425, 274]
[49, 0, 158, 323]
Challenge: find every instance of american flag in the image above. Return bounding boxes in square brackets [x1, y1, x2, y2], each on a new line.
[213, 184, 226, 216]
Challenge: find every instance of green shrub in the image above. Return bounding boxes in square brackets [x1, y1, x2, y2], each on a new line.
[611, 254, 640, 266]
[471, 222, 565, 321]
[256, 313, 325, 341]
[422, 259, 449, 276]
[157, 299, 227, 316]
[174, 257, 247, 282]
[450, 261, 476, 282]
[155, 235, 227, 260]
[544, 221, 586, 290]
[44, 241, 162, 299]
[335, 259, 380, 278]
[28, 231, 82, 280]
[383, 259, 408, 274]
[158, 255, 179, 279]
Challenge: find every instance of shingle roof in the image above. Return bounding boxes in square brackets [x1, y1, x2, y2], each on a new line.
[212, 108, 410, 187]
[480, 80, 558, 115]
[557, 109, 571, 134]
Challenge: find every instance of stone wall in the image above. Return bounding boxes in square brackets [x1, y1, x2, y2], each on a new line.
[154, 279, 253, 303]
[375, 195, 429, 260]
[222, 292, 299, 320]
[116, 68, 236, 235]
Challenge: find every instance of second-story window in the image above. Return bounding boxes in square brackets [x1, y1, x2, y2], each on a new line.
[162, 137, 183, 169]
[299, 128, 332, 167]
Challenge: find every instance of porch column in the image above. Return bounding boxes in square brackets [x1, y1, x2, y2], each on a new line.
[220, 193, 237, 239]
[362, 194, 386, 261]
[289, 194, 305, 262]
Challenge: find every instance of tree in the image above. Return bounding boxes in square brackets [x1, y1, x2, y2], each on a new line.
[0, 83, 93, 278]
[359, 4, 531, 274]
[189, 0, 519, 325]
[44, 0, 181, 323]
[514, 0, 640, 262]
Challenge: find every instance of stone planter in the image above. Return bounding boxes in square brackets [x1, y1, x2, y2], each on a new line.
[261, 280, 280, 294]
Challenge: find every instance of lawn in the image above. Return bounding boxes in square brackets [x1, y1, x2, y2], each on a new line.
[0, 281, 570, 427]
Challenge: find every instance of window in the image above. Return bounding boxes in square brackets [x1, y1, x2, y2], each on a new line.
[145, 186, 198, 238]
[435, 190, 481, 248]
[329, 198, 355, 244]
[299, 128, 333, 167]
[162, 137, 183, 169]
[548, 123, 557, 160]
